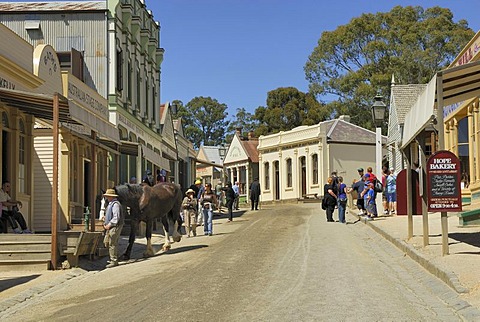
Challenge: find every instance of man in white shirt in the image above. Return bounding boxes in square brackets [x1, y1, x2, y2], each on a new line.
[232, 181, 240, 210]
[0, 180, 31, 234]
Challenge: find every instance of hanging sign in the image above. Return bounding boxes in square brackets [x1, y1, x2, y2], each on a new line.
[426, 150, 462, 212]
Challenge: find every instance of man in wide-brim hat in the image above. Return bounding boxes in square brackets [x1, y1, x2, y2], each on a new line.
[182, 188, 198, 237]
[103, 188, 124, 268]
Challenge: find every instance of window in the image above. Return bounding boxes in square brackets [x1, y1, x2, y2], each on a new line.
[312, 154, 318, 185]
[264, 162, 270, 190]
[286, 158, 292, 187]
[116, 48, 123, 92]
[2, 112, 9, 128]
[127, 59, 132, 102]
[18, 119, 26, 193]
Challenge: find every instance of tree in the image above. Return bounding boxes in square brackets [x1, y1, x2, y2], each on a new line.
[179, 96, 230, 149]
[225, 107, 257, 143]
[304, 6, 475, 129]
[253, 87, 329, 136]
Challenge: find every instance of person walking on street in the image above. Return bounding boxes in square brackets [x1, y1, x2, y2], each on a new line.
[103, 189, 124, 268]
[323, 176, 337, 222]
[189, 179, 204, 226]
[232, 181, 240, 210]
[249, 178, 261, 210]
[200, 183, 217, 236]
[222, 182, 236, 222]
[182, 189, 198, 237]
[215, 181, 224, 213]
[386, 168, 397, 216]
[349, 168, 366, 216]
[337, 176, 348, 224]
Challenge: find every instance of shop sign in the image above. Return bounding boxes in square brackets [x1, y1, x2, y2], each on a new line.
[426, 150, 462, 212]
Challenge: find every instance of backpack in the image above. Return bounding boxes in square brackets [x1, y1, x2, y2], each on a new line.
[374, 179, 383, 193]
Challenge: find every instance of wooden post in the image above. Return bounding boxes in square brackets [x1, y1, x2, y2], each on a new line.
[417, 135, 429, 247]
[50, 93, 59, 270]
[404, 147, 413, 240]
[90, 131, 97, 232]
[436, 73, 449, 256]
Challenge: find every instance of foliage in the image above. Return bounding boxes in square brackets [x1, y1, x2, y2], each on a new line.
[253, 87, 329, 136]
[171, 97, 229, 149]
[225, 108, 257, 143]
[304, 6, 475, 130]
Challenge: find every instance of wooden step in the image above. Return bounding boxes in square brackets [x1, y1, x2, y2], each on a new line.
[0, 242, 50, 252]
[0, 250, 51, 261]
[0, 259, 50, 271]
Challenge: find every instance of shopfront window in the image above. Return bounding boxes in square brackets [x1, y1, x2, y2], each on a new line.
[286, 158, 292, 188]
[458, 117, 469, 188]
[312, 154, 318, 185]
[18, 119, 26, 193]
[264, 162, 270, 190]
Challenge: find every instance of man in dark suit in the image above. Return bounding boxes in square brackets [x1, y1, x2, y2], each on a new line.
[249, 178, 261, 210]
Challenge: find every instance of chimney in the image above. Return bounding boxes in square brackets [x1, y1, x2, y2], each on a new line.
[247, 131, 254, 140]
[236, 127, 243, 136]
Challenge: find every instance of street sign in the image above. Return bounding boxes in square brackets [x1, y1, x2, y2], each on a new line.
[426, 150, 462, 212]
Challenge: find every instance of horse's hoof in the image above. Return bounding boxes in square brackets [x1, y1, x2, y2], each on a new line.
[173, 236, 181, 243]
[162, 244, 171, 252]
[122, 254, 130, 261]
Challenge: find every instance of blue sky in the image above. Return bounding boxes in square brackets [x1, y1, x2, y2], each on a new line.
[151, 0, 480, 117]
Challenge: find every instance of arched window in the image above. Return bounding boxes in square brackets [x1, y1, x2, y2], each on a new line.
[2, 112, 9, 128]
[264, 162, 270, 190]
[286, 158, 292, 187]
[18, 119, 26, 193]
[312, 154, 318, 185]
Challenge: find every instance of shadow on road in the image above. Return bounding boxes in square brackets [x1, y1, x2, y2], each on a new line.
[0, 275, 41, 293]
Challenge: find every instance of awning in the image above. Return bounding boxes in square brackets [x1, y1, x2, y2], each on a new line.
[195, 157, 224, 168]
[401, 60, 480, 150]
[142, 145, 170, 171]
[0, 87, 120, 143]
[68, 101, 120, 144]
[0, 87, 79, 124]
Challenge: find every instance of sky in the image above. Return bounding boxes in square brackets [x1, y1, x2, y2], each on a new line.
[150, 0, 480, 118]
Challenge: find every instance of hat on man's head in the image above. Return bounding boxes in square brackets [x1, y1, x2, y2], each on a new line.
[186, 188, 195, 195]
[103, 188, 118, 197]
[357, 168, 364, 172]
[195, 179, 202, 185]
[364, 173, 370, 178]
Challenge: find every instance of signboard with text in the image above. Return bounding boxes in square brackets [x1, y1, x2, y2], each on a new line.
[427, 150, 462, 212]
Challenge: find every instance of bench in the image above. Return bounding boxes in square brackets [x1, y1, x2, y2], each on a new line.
[61, 231, 103, 268]
[458, 209, 480, 226]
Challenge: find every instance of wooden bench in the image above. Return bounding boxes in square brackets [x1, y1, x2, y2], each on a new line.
[458, 209, 480, 226]
[62, 231, 103, 268]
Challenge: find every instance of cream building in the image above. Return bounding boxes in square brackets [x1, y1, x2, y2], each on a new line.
[258, 116, 384, 203]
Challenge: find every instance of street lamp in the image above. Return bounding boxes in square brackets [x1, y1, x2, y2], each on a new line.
[372, 94, 387, 187]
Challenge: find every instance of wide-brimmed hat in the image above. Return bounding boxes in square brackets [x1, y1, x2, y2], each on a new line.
[103, 188, 118, 197]
[186, 188, 195, 195]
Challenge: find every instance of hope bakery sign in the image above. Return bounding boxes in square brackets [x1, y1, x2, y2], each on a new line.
[426, 150, 462, 212]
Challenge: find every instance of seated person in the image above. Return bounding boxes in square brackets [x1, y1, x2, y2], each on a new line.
[0, 180, 31, 234]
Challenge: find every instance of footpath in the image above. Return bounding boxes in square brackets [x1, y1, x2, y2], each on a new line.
[346, 205, 480, 311]
[1, 204, 480, 316]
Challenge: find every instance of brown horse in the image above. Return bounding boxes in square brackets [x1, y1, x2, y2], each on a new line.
[114, 182, 183, 259]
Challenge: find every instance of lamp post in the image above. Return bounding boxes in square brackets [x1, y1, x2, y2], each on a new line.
[372, 94, 387, 193]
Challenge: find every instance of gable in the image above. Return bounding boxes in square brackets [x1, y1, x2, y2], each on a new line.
[161, 108, 176, 149]
[224, 134, 248, 164]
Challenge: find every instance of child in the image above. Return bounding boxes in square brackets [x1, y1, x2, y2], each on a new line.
[365, 182, 377, 220]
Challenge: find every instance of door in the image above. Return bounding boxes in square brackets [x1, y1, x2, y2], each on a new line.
[2, 130, 8, 182]
[274, 161, 280, 200]
[300, 156, 306, 197]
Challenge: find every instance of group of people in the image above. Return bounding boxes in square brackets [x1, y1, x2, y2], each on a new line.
[323, 166, 397, 223]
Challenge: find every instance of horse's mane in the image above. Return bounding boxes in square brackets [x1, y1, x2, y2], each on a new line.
[115, 183, 144, 207]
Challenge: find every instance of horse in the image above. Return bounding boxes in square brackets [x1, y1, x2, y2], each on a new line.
[114, 182, 183, 259]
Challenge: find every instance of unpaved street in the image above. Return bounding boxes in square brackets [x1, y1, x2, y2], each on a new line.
[2, 204, 467, 321]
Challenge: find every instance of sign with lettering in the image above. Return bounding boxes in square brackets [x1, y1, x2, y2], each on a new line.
[427, 150, 462, 212]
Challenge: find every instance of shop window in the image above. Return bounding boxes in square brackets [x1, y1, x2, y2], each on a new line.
[312, 154, 318, 185]
[286, 158, 292, 188]
[2, 112, 9, 128]
[458, 118, 469, 188]
[264, 162, 270, 190]
[18, 119, 26, 193]
[116, 48, 123, 92]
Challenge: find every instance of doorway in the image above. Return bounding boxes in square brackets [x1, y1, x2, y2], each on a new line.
[299, 156, 306, 197]
[274, 161, 280, 200]
[84, 160, 91, 209]
[2, 130, 8, 182]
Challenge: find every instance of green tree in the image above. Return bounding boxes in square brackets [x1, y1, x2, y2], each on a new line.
[226, 107, 257, 143]
[253, 87, 329, 136]
[179, 96, 230, 149]
[304, 6, 475, 129]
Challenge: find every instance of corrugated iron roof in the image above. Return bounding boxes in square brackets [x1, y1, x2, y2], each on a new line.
[0, 1, 106, 12]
